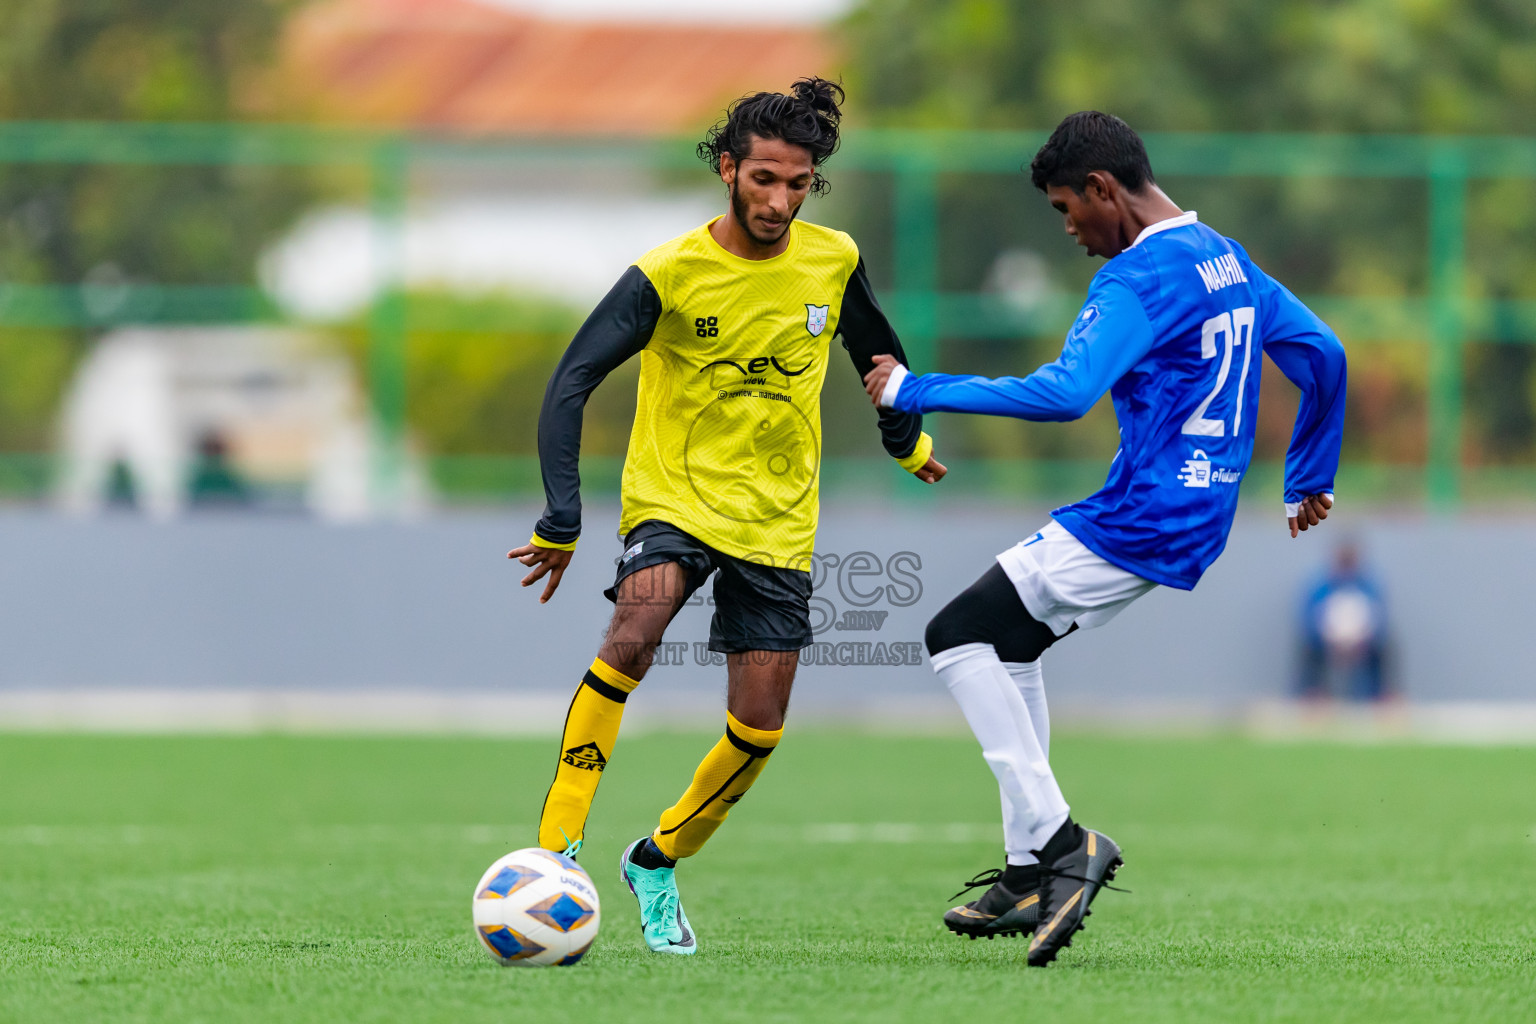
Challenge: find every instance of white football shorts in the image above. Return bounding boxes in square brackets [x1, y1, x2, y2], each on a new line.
[995, 521, 1158, 636]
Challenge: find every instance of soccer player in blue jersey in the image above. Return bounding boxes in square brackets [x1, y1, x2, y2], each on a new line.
[863, 111, 1347, 967]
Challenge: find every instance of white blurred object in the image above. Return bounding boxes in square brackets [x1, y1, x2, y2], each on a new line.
[57, 327, 429, 520]
[262, 194, 719, 321]
[1318, 587, 1377, 654]
[985, 249, 1054, 312]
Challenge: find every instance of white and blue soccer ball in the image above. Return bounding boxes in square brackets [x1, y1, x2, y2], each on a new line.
[471, 848, 601, 967]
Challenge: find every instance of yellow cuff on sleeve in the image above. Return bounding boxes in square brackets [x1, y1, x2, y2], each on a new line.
[530, 532, 578, 552]
[895, 432, 934, 474]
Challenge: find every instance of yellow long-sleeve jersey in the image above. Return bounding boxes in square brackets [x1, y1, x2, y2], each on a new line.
[532, 218, 930, 567]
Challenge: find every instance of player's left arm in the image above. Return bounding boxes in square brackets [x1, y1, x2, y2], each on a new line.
[837, 257, 945, 483]
[1252, 261, 1348, 538]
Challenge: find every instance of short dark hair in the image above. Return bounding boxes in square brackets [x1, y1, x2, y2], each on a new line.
[698, 77, 845, 196]
[1029, 111, 1155, 194]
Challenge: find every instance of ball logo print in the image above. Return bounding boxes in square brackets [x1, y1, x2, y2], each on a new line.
[472, 848, 602, 967]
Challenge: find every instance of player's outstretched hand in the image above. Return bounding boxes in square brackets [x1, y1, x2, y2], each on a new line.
[507, 543, 574, 603]
[914, 456, 947, 484]
[1287, 493, 1333, 538]
[863, 353, 900, 407]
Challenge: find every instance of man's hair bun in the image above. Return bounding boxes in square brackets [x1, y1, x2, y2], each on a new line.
[698, 77, 846, 196]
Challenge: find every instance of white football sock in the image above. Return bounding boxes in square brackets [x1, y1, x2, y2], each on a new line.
[931, 643, 1069, 865]
[1002, 660, 1050, 756]
[1000, 659, 1050, 865]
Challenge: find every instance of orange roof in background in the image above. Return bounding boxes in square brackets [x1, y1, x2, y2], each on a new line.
[272, 0, 838, 136]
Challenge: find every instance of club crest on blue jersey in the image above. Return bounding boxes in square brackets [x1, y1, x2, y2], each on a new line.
[805, 303, 829, 337]
[1073, 304, 1100, 333]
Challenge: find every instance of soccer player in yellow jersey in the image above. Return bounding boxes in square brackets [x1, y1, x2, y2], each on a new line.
[507, 78, 945, 955]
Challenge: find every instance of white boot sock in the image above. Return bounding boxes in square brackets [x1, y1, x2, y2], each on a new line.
[1002, 659, 1050, 756]
[999, 659, 1050, 864]
[931, 643, 1069, 864]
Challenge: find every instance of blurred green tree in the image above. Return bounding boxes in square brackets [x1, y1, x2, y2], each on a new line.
[845, 0, 1536, 134]
[839, 0, 1536, 470]
[334, 290, 637, 498]
[0, 0, 313, 459]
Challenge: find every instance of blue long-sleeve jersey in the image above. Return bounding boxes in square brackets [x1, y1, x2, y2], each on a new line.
[888, 212, 1347, 590]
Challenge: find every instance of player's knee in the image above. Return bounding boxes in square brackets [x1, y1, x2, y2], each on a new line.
[925, 565, 1062, 663]
[924, 598, 976, 658]
[599, 647, 653, 682]
[597, 650, 646, 685]
[599, 619, 663, 681]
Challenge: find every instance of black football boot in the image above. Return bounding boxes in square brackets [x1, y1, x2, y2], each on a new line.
[943, 864, 1041, 940]
[1027, 819, 1124, 967]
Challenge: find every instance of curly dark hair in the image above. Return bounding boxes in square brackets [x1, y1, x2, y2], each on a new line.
[1029, 111, 1155, 194]
[697, 77, 845, 196]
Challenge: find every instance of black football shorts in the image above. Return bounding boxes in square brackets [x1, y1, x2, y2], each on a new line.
[604, 519, 813, 654]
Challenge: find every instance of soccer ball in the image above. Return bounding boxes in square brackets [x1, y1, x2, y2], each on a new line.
[471, 848, 601, 967]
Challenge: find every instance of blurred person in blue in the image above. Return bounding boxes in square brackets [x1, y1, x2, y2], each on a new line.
[1298, 539, 1391, 702]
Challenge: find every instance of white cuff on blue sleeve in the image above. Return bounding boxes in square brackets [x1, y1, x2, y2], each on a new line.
[1285, 493, 1334, 517]
[879, 363, 910, 410]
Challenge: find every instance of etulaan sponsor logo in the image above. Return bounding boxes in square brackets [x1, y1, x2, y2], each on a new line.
[1178, 450, 1212, 488]
[1177, 448, 1241, 488]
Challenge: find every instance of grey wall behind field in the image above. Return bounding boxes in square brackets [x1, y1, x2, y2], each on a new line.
[0, 504, 1530, 709]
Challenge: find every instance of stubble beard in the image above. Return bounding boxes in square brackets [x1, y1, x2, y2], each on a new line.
[730, 183, 796, 248]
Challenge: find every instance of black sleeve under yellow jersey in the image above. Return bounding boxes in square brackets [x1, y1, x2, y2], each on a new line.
[533, 266, 661, 547]
[838, 258, 926, 462]
[531, 232, 927, 556]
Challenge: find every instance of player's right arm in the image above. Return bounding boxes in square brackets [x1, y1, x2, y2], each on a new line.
[868, 277, 1155, 422]
[509, 266, 661, 602]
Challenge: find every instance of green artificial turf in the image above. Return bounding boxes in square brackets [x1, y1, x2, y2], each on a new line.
[2, 731, 1533, 1022]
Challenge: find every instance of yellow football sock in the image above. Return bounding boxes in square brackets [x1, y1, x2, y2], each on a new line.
[651, 712, 783, 860]
[537, 658, 639, 851]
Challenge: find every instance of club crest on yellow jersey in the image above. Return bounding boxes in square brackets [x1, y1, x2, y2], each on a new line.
[805, 303, 829, 337]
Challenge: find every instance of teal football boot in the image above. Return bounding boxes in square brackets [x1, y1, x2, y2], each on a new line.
[619, 837, 697, 955]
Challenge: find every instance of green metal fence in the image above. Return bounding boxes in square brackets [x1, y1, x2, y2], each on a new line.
[4, 122, 1536, 508]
